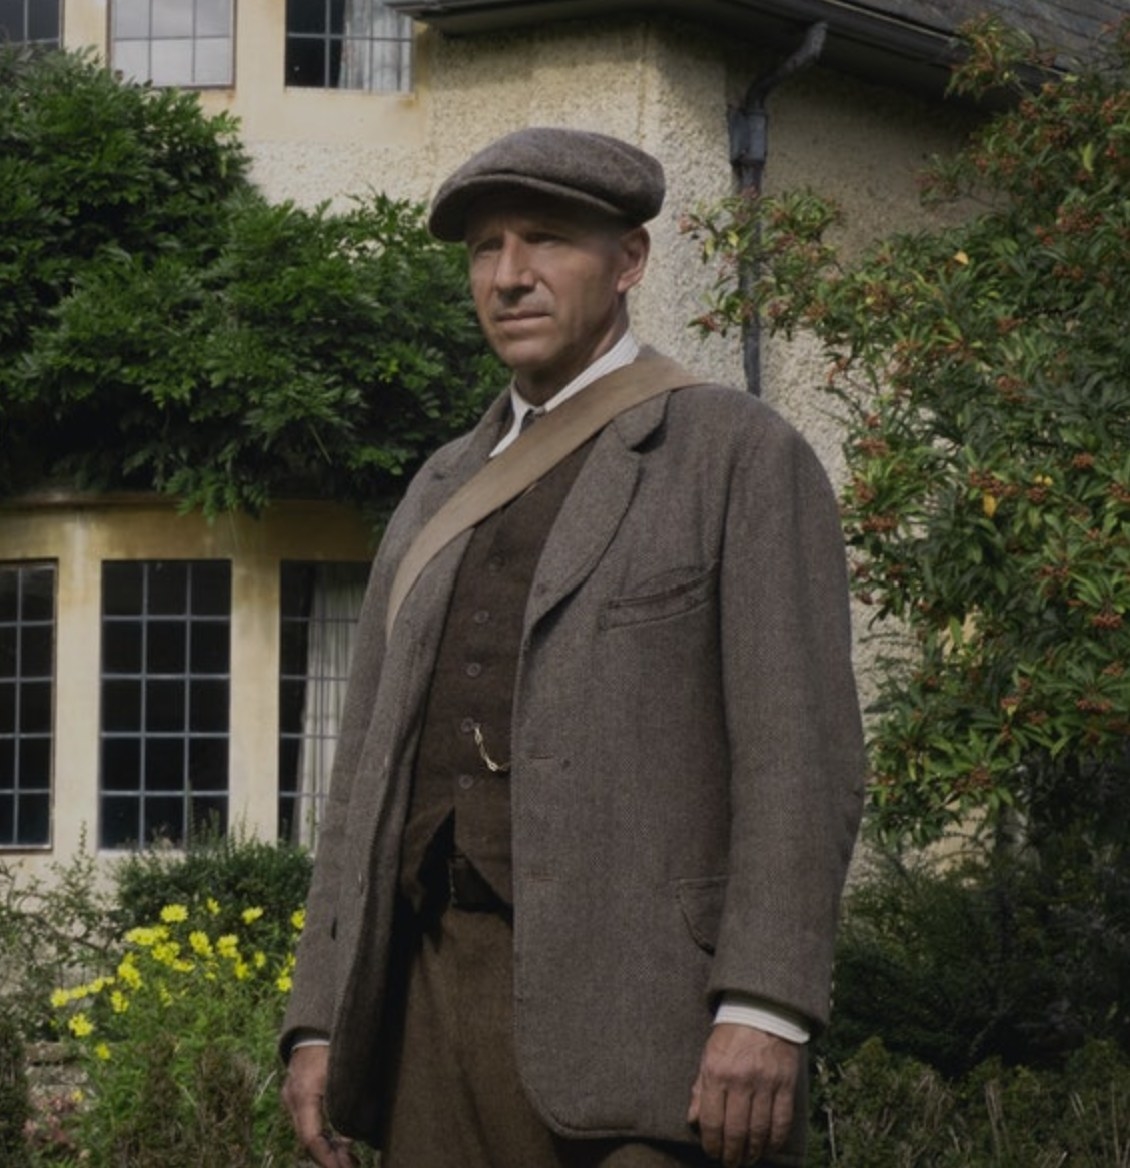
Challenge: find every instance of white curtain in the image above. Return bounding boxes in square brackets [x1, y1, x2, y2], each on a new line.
[341, 0, 412, 91]
[294, 565, 366, 848]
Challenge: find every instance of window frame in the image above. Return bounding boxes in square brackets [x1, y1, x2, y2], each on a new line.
[98, 559, 232, 851]
[0, 561, 56, 851]
[284, 0, 413, 93]
[109, 0, 236, 89]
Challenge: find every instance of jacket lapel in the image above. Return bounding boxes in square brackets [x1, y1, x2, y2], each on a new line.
[525, 390, 671, 630]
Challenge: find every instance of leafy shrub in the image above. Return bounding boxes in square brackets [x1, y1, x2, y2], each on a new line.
[823, 849, 1130, 1080]
[0, 842, 116, 1041]
[113, 830, 312, 968]
[0, 1012, 30, 1167]
[811, 1038, 1130, 1167]
[51, 899, 307, 1166]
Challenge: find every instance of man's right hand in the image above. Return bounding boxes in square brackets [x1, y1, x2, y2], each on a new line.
[282, 1044, 358, 1168]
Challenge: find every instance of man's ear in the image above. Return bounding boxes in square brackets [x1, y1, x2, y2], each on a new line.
[616, 226, 651, 294]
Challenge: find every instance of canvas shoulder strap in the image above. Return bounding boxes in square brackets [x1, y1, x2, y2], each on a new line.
[385, 351, 701, 639]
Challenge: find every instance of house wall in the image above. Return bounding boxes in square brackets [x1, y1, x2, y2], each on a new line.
[15, 2, 978, 867]
[2, 496, 372, 881]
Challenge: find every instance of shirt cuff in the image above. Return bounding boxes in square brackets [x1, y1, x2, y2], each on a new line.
[289, 1029, 330, 1052]
[714, 994, 811, 1044]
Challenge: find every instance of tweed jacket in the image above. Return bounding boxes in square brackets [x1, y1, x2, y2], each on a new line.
[281, 358, 866, 1150]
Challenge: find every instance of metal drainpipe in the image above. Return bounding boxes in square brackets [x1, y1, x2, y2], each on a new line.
[727, 22, 827, 395]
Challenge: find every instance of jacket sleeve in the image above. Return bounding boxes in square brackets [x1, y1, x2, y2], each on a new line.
[708, 413, 866, 1032]
[278, 502, 409, 1058]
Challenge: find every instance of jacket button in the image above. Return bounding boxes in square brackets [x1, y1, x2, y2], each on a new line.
[465, 662, 482, 678]
[457, 774, 475, 791]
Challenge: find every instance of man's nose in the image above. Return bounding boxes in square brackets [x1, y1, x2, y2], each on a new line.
[493, 236, 535, 292]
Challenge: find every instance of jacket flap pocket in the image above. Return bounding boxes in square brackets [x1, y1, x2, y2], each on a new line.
[676, 875, 728, 955]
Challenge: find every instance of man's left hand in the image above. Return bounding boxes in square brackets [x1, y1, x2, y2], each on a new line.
[687, 1024, 800, 1167]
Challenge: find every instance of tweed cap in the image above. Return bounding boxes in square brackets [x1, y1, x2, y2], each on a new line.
[428, 127, 666, 242]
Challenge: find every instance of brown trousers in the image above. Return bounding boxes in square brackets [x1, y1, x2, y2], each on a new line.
[379, 902, 710, 1168]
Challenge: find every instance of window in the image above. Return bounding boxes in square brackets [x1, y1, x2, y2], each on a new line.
[286, 0, 412, 92]
[0, 0, 60, 47]
[100, 561, 230, 849]
[278, 562, 368, 846]
[111, 0, 233, 88]
[0, 563, 55, 848]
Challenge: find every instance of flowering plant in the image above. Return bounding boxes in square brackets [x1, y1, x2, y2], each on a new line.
[50, 900, 305, 1166]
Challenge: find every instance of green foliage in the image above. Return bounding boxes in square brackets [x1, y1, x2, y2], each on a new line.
[0, 843, 117, 1042]
[684, 18, 1130, 847]
[824, 849, 1130, 1079]
[112, 828, 312, 966]
[810, 1038, 1130, 1167]
[0, 1013, 30, 1167]
[0, 46, 503, 519]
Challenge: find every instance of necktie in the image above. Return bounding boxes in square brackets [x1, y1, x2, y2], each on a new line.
[520, 406, 545, 433]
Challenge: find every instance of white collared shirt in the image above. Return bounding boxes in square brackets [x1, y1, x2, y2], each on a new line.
[489, 332, 641, 458]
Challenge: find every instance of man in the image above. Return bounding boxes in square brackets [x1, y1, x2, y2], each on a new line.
[281, 127, 865, 1168]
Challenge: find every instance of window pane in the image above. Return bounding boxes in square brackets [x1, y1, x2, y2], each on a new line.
[151, 38, 194, 86]
[287, 0, 324, 35]
[102, 796, 140, 849]
[189, 737, 226, 791]
[21, 625, 52, 679]
[0, 570, 17, 622]
[152, 0, 192, 37]
[194, 37, 232, 85]
[197, 0, 231, 38]
[17, 793, 49, 844]
[103, 679, 143, 732]
[147, 620, 186, 674]
[192, 562, 230, 615]
[18, 737, 50, 785]
[190, 622, 228, 674]
[148, 562, 187, 615]
[102, 738, 141, 791]
[0, 739, 13, 784]
[28, 0, 60, 41]
[0, 0, 25, 40]
[286, 36, 327, 86]
[145, 796, 185, 844]
[103, 623, 143, 674]
[190, 680, 228, 732]
[146, 737, 185, 787]
[112, 39, 151, 84]
[103, 563, 145, 616]
[21, 567, 54, 622]
[0, 683, 13, 735]
[19, 682, 50, 734]
[190, 794, 227, 837]
[146, 679, 186, 732]
[0, 628, 15, 676]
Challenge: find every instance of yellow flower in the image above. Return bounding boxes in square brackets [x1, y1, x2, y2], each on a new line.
[241, 906, 264, 925]
[125, 925, 166, 947]
[290, 908, 306, 932]
[68, 1013, 94, 1038]
[206, 897, 221, 916]
[50, 988, 72, 1009]
[276, 973, 293, 994]
[216, 934, 239, 959]
[253, 951, 267, 969]
[94, 1043, 111, 1061]
[117, 956, 143, 990]
[110, 990, 130, 1015]
[189, 931, 213, 958]
[982, 493, 999, 518]
[233, 961, 251, 981]
[160, 904, 189, 924]
[152, 941, 181, 966]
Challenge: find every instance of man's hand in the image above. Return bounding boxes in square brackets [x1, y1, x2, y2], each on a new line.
[282, 1044, 357, 1168]
[687, 1024, 800, 1167]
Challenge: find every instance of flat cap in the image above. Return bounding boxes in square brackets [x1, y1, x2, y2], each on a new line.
[428, 127, 665, 242]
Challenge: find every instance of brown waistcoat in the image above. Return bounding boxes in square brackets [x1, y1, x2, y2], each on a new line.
[400, 442, 591, 906]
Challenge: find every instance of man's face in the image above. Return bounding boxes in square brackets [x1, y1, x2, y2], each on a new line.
[465, 194, 649, 404]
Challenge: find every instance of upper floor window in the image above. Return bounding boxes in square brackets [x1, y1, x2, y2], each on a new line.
[286, 0, 412, 92]
[0, 0, 60, 47]
[100, 560, 231, 849]
[111, 0, 234, 88]
[278, 562, 368, 847]
[0, 563, 55, 849]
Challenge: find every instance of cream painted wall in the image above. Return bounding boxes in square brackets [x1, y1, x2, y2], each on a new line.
[1, 496, 372, 879]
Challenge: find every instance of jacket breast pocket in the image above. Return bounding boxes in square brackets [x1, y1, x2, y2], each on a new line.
[599, 563, 717, 631]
